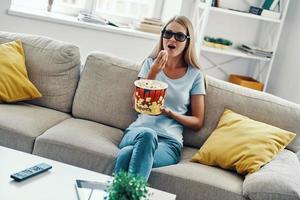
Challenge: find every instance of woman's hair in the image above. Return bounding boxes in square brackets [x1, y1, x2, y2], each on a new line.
[149, 15, 202, 70]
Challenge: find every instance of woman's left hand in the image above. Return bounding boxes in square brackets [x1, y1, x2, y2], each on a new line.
[160, 106, 172, 117]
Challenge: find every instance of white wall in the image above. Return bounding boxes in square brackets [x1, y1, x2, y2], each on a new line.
[161, 0, 182, 22]
[0, 0, 157, 63]
[267, 0, 300, 104]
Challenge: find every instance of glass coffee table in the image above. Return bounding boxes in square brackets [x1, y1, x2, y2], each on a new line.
[0, 146, 176, 200]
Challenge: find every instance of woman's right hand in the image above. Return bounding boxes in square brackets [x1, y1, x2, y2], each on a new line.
[151, 50, 168, 75]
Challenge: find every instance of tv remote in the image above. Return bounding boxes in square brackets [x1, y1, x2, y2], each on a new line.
[10, 163, 52, 182]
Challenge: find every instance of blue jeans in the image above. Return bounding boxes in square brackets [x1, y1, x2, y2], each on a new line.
[114, 127, 182, 181]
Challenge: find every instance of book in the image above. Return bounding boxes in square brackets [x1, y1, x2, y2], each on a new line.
[143, 19, 164, 27]
[77, 12, 119, 27]
[249, 6, 263, 15]
[143, 18, 164, 26]
[239, 44, 273, 58]
[211, 0, 216, 7]
[241, 44, 273, 52]
[132, 18, 164, 34]
[249, 6, 281, 19]
[240, 48, 272, 57]
[262, 0, 280, 10]
[133, 21, 162, 33]
[270, 0, 280, 10]
[261, 9, 281, 19]
[262, 0, 274, 10]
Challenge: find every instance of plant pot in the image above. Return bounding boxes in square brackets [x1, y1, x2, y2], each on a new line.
[229, 74, 264, 91]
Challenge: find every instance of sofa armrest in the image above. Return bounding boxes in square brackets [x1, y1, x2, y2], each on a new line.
[243, 149, 300, 200]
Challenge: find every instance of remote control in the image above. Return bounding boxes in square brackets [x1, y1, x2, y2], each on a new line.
[10, 163, 52, 182]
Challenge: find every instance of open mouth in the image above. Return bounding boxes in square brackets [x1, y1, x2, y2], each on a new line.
[167, 44, 176, 49]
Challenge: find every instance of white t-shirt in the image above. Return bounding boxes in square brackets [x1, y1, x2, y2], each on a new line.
[128, 57, 206, 146]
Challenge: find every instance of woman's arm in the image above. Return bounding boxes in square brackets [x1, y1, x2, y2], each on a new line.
[133, 51, 167, 109]
[147, 51, 168, 80]
[161, 94, 205, 131]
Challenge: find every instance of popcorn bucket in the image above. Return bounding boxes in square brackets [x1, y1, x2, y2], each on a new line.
[134, 79, 168, 115]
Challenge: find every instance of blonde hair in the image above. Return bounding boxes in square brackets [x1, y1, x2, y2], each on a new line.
[149, 15, 202, 70]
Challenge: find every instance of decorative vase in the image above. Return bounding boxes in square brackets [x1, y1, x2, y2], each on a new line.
[47, 0, 54, 12]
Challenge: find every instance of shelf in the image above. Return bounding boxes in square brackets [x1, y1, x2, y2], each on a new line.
[201, 46, 271, 61]
[198, 2, 281, 23]
[195, 0, 290, 92]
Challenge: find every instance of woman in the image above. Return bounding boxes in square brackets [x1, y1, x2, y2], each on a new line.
[114, 15, 206, 181]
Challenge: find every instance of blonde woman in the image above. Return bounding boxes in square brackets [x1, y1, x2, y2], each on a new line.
[115, 15, 206, 181]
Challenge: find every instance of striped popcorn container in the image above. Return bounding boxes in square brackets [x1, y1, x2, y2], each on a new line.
[134, 79, 168, 115]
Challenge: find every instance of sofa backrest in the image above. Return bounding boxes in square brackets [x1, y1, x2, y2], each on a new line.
[0, 31, 81, 113]
[72, 52, 139, 130]
[72, 51, 300, 153]
[183, 76, 300, 153]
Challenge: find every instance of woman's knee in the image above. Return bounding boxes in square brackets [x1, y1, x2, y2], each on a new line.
[118, 146, 134, 158]
[115, 146, 134, 171]
[136, 128, 158, 145]
[152, 143, 181, 168]
[153, 156, 179, 168]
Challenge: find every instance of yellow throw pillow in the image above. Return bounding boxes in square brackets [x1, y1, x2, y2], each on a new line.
[191, 109, 296, 175]
[0, 40, 42, 102]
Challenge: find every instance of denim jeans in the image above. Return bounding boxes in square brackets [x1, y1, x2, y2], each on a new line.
[114, 127, 182, 181]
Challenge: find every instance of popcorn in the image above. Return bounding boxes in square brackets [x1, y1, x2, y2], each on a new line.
[135, 79, 167, 90]
[134, 79, 168, 115]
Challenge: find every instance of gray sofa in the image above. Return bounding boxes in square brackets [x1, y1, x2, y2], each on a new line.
[0, 32, 299, 200]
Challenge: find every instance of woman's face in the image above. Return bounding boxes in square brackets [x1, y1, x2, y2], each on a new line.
[162, 21, 188, 58]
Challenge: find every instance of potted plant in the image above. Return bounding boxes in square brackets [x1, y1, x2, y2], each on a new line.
[105, 171, 150, 200]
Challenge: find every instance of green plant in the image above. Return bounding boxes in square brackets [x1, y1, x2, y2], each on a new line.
[105, 171, 149, 200]
[204, 36, 233, 46]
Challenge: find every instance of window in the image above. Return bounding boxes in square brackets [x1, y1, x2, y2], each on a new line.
[11, 0, 165, 25]
[52, 0, 87, 15]
[11, 0, 48, 11]
[95, 0, 157, 25]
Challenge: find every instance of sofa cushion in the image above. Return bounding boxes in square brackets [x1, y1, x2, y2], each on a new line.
[183, 76, 300, 153]
[243, 149, 300, 200]
[72, 52, 139, 130]
[192, 109, 295, 174]
[0, 40, 41, 102]
[0, 31, 81, 113]
[149, 147, 245, 200]
[0, 103, 70, 153]
[33, 118, 124, 175]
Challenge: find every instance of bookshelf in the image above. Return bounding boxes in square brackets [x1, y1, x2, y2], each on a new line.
[192, 0, 290, 91]
[201, 46, 271, 61]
